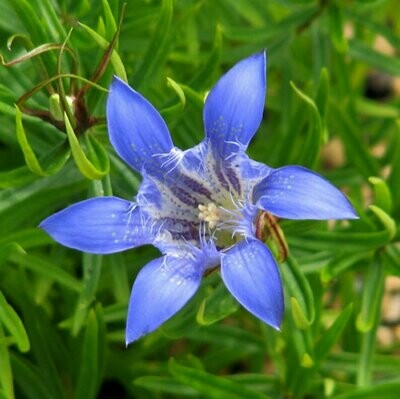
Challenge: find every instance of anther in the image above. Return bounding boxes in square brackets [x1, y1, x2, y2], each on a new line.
[198, 202, 221, 229]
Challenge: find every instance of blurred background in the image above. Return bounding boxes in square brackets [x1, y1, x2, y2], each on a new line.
[0, 0, 399, 398]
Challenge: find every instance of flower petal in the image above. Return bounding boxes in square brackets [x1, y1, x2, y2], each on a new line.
[253, 166, 358, 220]
[126, 255, 202, 344]
[221, 239, 283, 330]
[203, 52, 266, 159]
[107, 77, 174, 177]
[40, 197, 153, 254]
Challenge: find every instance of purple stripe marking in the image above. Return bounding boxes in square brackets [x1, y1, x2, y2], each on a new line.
[225, 164, 241, 194]
[214, 161, 230, 192]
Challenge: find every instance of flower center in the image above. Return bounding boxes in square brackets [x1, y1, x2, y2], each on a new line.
[198, 202, 222, 229]
[197, 199, 251, 250]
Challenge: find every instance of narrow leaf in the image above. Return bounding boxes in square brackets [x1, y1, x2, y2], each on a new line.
[75, 309, 99, 399]
[349, 40, 400, 76]
[290, 81, 323, 168]
[72, 253, 103, 335]
[169, 359, 270, 399]
[0, 291, 30, 352]
[327, 1, 348, 53]
[78, 22, 127, 81]
[15, 106, 46, 176]
[197, 283, 239, 326]
[368, 177, 393, 214]
[135, 376, 199, 397]
[329, 102, 380, 178]
[333, 379, 400, 399]
[64, 113, 108, 180]
[134, 0, 173, 88]
[0, 323, 14, 399]
[101, 0, 117, 39]
[315, 304, 353, 363]
[356, 257, 385, 333]
[281, 256, 315, 326]
[190, 25, 222, 90]
[369, 205, 396, 239]
[9, 252, 81, 292]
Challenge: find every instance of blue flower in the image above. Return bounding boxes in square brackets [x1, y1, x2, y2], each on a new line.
[40, 52, 357, 344]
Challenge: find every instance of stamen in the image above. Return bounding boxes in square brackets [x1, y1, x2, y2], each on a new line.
[198, 202, 221, 229]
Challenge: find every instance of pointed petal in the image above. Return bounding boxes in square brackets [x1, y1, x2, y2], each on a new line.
[40, 197, 153, 254]
[126, 255, 202, 344]
[107, 77, 174, 177]
[203, 52, 266, 158]
[221, 239, 283, 329]
[253, 166, 358, 220]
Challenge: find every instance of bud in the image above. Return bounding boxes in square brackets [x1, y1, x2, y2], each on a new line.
[49, 93, 75, 122]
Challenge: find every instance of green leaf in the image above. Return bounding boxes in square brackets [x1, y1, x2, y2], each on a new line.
[1, 43, 71, 68]
[188, 324, 264, 353]
[0, 229, 52, 251]
[333, 379, 400, 399]
[169, 359, 271, 399]
[196, 283, 239, 326]
[10, 355, 54, 399]
[78, 22, 127, 81]
[329, 102, 380, 178]
[6, 0, 57, 75]
[290, 297, 311, 330]
[315, 67, 330, 124]
[75, 309, 100, 399]
[36, 0, 66, 40]
[384, 245, 400, 274]
[161, 298, 200, 339]
[0, 166, 38, 189]
[0, 242, 25, 267]
[135, 376, 199, 397]
[0, 290, 30, 352]
[349, 40, 400, 76]
[321, 252, 369, 282]
[101, 0, 117, 40]
[7, 0, 47, 43]
[356, 98, 399, 119]
[345, 8, 400, 50]
[9, 252, 82, 292]
[281, 255, 315, 327]
[369, 205, 396, 239]
[0, 101, 20, 118]
[13, 295, 65, 398]
[327, 1, 348, 53]
[290, 81, 323, 168]
[368, 177, 393, 214]
[167, 77, 186, 107]
[15, 106, 46, 176]
[64, 114, 108, 180]
[356, 257, 385, 333]
[40, 141, 71, 175]
[134, 0, 173, 88]
[221, 5, 317, 42]
[288, 230, 390, 252]
[160, 77, 187, 118]
[72, 253, 103, 335]
[107, 254, 130, 303]
[300, 353, 314, 368]
[13, 106, 70, 179]
[84, 134, 110, 176]
[387, 120, 400, 214]
[314, 303, 353, 363]
[0, 323, 14, 399]
[190, 25, 223, 91]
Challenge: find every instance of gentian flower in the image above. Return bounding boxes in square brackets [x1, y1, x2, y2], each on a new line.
[40, 52, 357, 344]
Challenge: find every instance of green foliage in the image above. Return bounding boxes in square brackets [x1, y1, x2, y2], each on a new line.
[1, 0, 400, 398]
